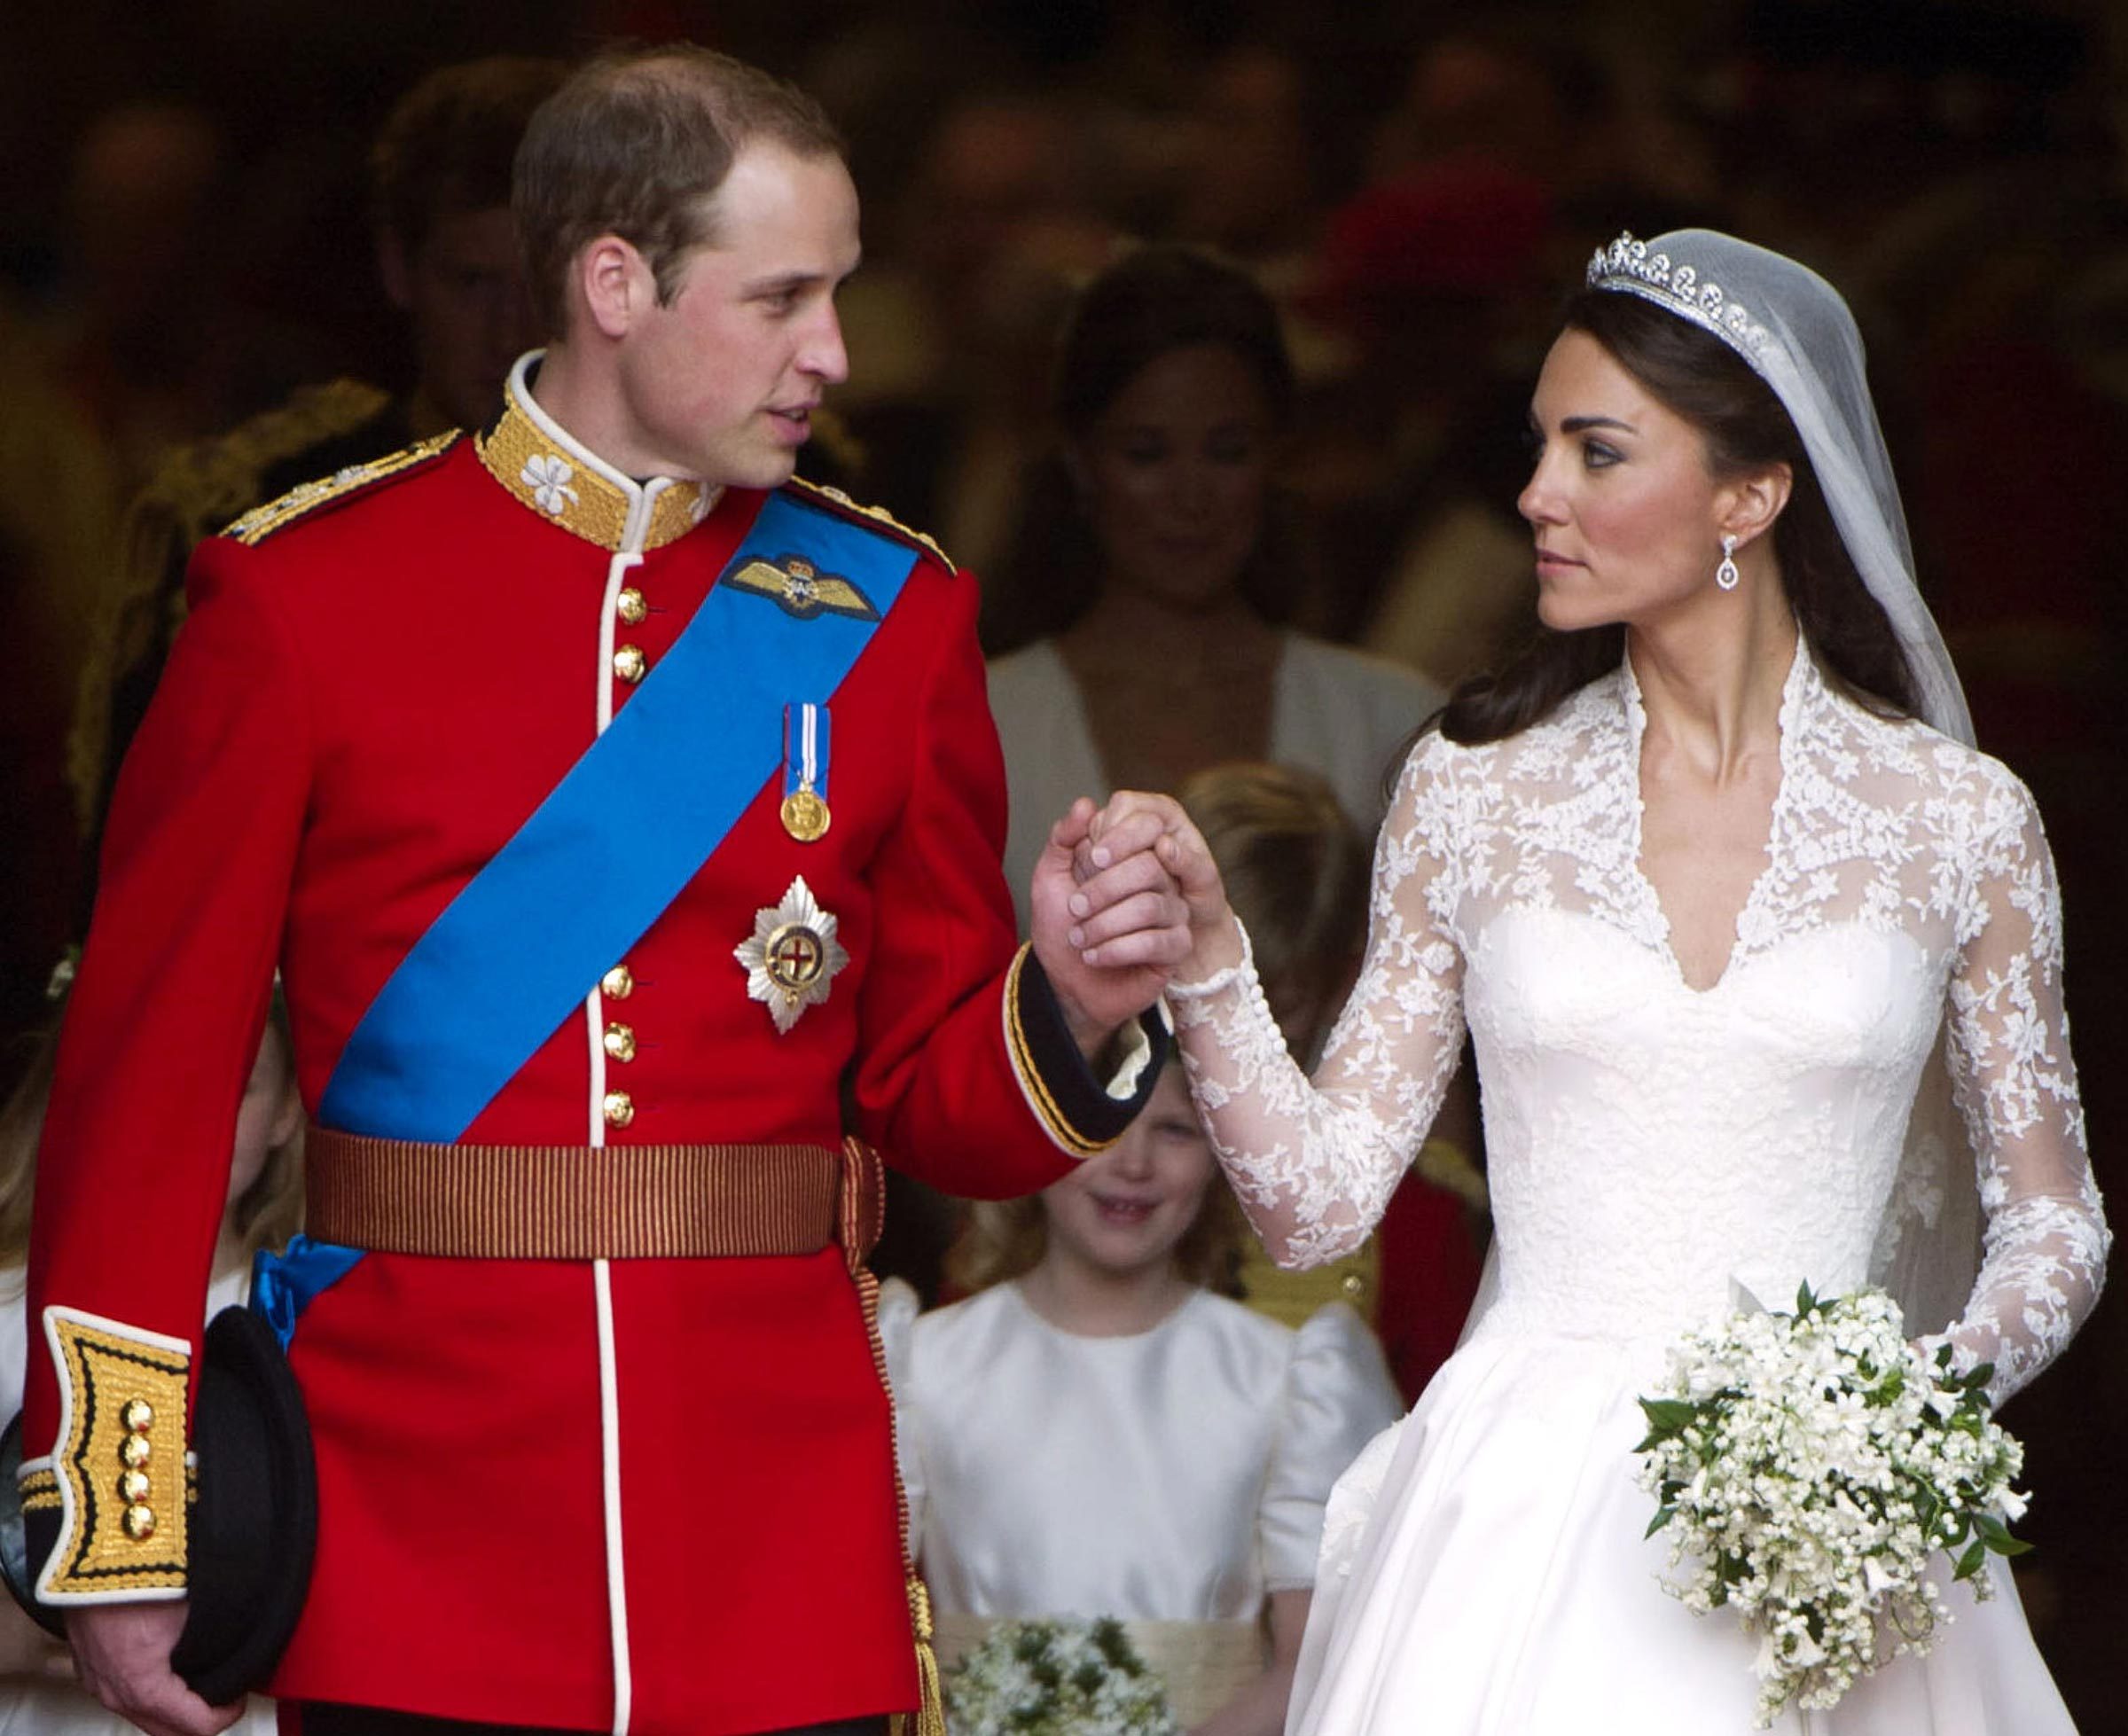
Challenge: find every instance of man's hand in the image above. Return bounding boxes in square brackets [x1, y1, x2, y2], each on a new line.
[67, 1602, 243, 1736]
[1081, 790, 1241, 980]
[1029, 797, 1194, 1051]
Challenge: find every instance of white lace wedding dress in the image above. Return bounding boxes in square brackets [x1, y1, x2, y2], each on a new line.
[1170, 645, 2108, 1734]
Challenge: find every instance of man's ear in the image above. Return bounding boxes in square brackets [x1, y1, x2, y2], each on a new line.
[576, 234, 653, 341]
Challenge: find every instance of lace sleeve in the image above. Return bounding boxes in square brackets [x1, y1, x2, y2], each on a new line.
[1170, 739, 1468, 1268]
[1941, 772, 2109, 1407]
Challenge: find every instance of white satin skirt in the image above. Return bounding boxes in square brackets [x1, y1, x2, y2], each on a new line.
[1289, 1327, 2078, 1735]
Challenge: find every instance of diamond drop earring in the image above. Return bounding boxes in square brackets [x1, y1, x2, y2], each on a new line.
[1716, 534, 1741, 591]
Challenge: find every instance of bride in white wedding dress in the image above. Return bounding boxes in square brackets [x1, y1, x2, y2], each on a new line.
[1076, 231, 2109, 1733]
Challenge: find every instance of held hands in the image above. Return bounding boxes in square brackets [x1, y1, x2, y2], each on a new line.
[1027, 792, 1243, 1052]
[1084, 791, 1242, 982]
[66, 1602, 242, 1736]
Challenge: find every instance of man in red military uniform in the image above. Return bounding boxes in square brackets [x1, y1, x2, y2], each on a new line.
[25, 45, 1190, 1736]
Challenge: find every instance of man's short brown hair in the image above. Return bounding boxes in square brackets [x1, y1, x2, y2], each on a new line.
[514, 44, 845, 339]
[372, 56, 570, 257]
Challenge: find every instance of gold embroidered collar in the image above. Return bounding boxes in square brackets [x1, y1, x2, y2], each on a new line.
[476, 352, 719, 552]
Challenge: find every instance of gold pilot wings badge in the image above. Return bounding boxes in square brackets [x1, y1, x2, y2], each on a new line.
[724, 554, 880, 622]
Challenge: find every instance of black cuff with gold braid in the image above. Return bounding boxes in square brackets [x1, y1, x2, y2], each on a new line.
[1005, 946, 1170, 1157]
[35, 1310, 192, 1598]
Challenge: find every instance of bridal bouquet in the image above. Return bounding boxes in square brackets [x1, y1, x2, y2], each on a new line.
[943, 1616, 1179, 1736]
[1635, 1284, 2030, 1728]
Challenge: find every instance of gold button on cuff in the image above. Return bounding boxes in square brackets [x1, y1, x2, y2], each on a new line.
[119, 1435, 152, 1470]
[601, 964, 635, 1000]
[613, 645, 647, 685]
[121, 1504, 157, 1542]
[1341, 1272, 1369, 1302]
[118, 1468, 151, 1505]
[603, 1022, 637, 1063]
[602, 1091, 636, 1129]
[120, 1399, 154, 1433]
[617, 587, 647, 626]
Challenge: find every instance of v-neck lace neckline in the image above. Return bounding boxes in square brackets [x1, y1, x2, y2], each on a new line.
[1618, 638, 1811, 996]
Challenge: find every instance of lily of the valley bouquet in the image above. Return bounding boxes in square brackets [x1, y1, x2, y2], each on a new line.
[1636, 1284, 2030, 1728]
[943, 1616, 1179, 1736]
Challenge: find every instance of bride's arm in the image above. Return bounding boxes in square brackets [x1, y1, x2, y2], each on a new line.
[1941, 774, 2109, 1407]
[1136, 740, 1469, 1270]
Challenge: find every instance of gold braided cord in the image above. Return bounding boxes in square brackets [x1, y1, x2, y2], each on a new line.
[840, 1142, 946, 1736]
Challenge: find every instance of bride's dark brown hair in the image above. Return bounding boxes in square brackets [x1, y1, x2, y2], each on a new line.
[1434, 288, 1921, 747]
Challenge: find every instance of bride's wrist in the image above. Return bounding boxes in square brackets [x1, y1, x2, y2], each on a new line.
[1167, 912, 1250, 998]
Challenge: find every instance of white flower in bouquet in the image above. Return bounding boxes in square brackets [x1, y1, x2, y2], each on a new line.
[1636, 1284, 2029, 1728]
[943, 1616, 1180, 1736]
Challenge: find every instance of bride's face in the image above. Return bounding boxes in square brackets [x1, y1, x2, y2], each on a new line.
[1040, 1065, 1217, 1279]
[1517, 328, 1741, 634]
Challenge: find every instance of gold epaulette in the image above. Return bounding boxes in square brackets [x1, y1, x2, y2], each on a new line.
[784, 474, 957, 575]
[225, 430, 461, 546]
[68, 379, 401, 833]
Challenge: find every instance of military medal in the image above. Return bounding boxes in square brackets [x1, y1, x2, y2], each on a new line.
[780, 702, 832, 842]
[735, 875, 849, 1033]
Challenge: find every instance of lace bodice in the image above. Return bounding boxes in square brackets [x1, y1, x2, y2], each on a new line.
[1172, 649, 2107, 1405]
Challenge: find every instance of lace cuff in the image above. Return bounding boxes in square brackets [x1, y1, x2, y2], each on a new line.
[1162, 920, 1256, 1004]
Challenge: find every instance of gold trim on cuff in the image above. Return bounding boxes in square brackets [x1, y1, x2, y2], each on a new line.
[1003, 946, 1122, 1159]
[43, 1311, 190, 1598]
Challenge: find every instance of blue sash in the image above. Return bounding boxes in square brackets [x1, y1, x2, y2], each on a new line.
[318, 490, 919, 1142]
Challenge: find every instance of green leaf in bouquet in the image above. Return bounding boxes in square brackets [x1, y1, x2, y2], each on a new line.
[1960, 1362, 1995, 1394]
[1972, 1512, 2032, 1557]
[1646, 1505, 1677, 1538]
[1795, 1281, 1819, 1316]
[1636, 1397, 1699, 1447]
[1953, 1538, 1990, 1582]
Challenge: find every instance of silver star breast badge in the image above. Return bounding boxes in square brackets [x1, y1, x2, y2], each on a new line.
[734, 875, 850, 1033]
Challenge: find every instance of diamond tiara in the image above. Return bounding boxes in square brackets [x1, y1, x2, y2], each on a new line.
[1586, 232, 1772, 356]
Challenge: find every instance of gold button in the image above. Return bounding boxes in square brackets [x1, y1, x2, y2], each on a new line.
[601, 964, 635, 1000]
[603, 1022, 637, 1063]
[1341, 1272, 1369, 1302]
[617, 587, 647, 626]
[120, 1399, 153, 1433]
[120, 1435, 152, 1470]
[602, 1091, 635, 1129]
[613, 645, 647, 684]
[118, 1469, 151, 1505]
[121, 1504, 157, 1542]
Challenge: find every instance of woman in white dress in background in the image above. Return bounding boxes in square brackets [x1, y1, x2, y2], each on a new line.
[1080, 231, 2108, 1732]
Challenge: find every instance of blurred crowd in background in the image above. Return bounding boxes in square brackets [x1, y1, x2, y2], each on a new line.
[3, 0, 2125, 1723]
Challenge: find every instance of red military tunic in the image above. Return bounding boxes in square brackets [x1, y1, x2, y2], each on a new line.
[23, 361, 1151, 1732]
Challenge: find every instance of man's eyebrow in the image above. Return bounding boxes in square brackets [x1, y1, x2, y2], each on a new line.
[740, 269, 824, 295]
[740, 256, 863, 297]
